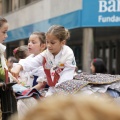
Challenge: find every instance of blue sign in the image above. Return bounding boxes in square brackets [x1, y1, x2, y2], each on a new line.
[82, 0, 120, 27]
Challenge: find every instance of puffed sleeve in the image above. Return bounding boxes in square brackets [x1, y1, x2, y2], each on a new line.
[19, 53, 43, 72]
[56, 49, 76, 86]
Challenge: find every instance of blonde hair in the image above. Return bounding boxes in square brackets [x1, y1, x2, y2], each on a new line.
[31, 32, 46, 44]
[46, 25, 70, 41]
[18, 95, 120, 120]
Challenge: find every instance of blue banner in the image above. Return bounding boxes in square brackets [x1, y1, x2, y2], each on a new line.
[82, 0, 120, 27]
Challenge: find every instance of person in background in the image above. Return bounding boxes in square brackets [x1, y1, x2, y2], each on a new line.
[7, 56, 18, 72]
[11, 25, 76, 97]
[12, 45, 31, 85]
[13, 45, 30, 61]
[90, 58, 120, 98]
[9, 95, 120, 120]
[90, 58, 107, 74]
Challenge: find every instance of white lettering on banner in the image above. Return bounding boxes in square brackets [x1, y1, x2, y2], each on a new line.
[98, 0, 120, 23]
[99, 0, 120, 12]
[98, 15, 120, 22]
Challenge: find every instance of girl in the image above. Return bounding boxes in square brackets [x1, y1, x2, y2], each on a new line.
[0, 16, 17, 120]
[0, 16, 9, 120]
[90, 58, 107, 74]
[11, 25, 76, 96]
[14, 32, 46, 119]
[13, 32, 46, 88]
[12, 45, 30, 86]
[13, 45, 29, 61]
[27, 32, 46, 88]
[0, 16, 8, 82]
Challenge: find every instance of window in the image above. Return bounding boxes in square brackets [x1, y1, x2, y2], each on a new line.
[2, 0, 39, 14]
[2, 0, 12, 14]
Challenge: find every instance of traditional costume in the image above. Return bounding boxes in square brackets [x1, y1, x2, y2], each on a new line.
[13, 54, 46, 89]
[19, 45, 76, 96]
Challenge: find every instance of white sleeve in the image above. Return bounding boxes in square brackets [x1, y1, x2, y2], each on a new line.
[19, 54, 43, 72]
[57, 65, 75, 85]
[56, 53, 76, 86]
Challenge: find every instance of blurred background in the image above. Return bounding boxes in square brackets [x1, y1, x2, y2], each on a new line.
[0, 0, 120, 74]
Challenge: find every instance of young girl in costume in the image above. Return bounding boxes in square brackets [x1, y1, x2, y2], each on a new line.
[13, 32, 46, 119]
[27, 32, 46, 88]
[0, 16, 17, 120]
[11, 25, 76, 97]
[13, 32, 46, 89]
[0, 17, 8, 82]
[0, 16, 9, 120]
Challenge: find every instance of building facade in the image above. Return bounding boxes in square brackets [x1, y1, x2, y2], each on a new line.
[1, 0, 120, 74]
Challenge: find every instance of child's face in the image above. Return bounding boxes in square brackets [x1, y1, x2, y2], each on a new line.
[46, 34, 65, 56]
[90, 62, 95, 73]
[28, 34, 44, 56]
[0, 22, 8, 43]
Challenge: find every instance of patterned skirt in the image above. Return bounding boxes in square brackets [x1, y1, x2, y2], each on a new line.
[55, 73, 120, 97]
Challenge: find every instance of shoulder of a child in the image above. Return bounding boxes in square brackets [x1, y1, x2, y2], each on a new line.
[40, 49, 47, 57]
[26, 54, 34, 59]
[63, 45, 74, 55]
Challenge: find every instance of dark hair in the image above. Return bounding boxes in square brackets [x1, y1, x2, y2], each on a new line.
[0, 16, 7, 27]
[13, 45, 28, 60]
[92, 58, 107, 73]
[31, 32, 46, 44]
[46, 25, 70, 41]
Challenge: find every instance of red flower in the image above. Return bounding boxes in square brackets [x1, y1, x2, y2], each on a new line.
[13, 48, 18, 55]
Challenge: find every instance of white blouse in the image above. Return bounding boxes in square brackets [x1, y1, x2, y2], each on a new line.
[15, 54, 46, 87]
[19, 45, 76, 96]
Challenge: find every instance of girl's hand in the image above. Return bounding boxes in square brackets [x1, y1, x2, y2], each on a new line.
[10, 64, 22, 78]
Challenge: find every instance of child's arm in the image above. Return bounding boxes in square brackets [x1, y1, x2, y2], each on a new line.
[11, 64, 23, 78]
[19, 54, 43, 72]
[11, 54, 43, 78]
